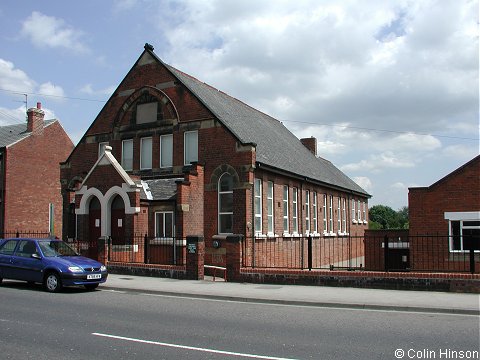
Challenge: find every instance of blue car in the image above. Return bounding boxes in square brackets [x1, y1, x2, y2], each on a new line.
[0, 238, 107, 292]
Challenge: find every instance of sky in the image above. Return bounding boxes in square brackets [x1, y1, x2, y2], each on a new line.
[0, 0, 478, 210]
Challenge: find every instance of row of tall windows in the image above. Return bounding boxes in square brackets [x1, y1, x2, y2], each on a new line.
[351, 199, 367, 224]
[254, 179, 367, 236]
[99, 130, 198, 171]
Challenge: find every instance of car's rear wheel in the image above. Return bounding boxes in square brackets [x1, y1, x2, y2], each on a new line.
[85, 284, 99, 291]
[44, 272, 62, 293]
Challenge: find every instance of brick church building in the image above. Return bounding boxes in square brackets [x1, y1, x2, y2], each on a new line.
[60, 44, 370, 261]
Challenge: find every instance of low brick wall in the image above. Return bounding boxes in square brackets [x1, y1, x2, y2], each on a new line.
[240, 268, 480, 293]
[107, 262, 187, 279]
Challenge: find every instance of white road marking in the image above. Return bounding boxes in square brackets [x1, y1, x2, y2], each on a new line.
[92, 332, 299, 360]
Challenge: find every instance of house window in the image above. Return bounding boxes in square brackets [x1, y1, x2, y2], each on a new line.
[312, 192, 318, 233]
[337, 198, 341, 233]
[98, 142, 108, 158]
[283, 185, 289, 233]
[254, 178, 262, 234]
[292, 188, 298, 234]
[329, 195, 334, 233]
[140, 137, 152, 170]
[218, 173, 233, 234]
[122, 139, 133, 171]
[136, 102, 158, 124]
[184, 130, 198, 165]
[267, 181, 274, 234]
[160, 134, 173, 168]
[342, 198, 347, 233]
[323, 195, 327, 232]
[305, 190, 310, 233]
[357, 200, 361, 222]
[352, 199, 356, 223]
[449, 220, 480, 252]
[155, 211, 174, 238]
[363, 201, 367, 223]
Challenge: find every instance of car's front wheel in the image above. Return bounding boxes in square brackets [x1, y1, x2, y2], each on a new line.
[44, 272, 62, 293]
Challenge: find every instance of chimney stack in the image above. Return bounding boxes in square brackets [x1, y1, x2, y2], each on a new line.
[27, 102, 45, 134]
[300, 137, 317, 156]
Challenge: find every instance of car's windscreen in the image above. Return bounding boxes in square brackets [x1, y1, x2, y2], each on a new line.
[38, 241, 78, 257]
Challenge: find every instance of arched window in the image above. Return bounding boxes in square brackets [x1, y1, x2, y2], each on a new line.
[218, 173, 233, 234]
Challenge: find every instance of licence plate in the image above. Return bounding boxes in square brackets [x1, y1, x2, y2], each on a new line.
[87, 274, 102, 280]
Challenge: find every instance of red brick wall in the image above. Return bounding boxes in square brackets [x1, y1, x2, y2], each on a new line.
[4, 121, 73, 237]
[409, 156, 480, 235]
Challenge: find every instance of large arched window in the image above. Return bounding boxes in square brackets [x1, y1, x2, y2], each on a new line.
[218, 173, 233, 234]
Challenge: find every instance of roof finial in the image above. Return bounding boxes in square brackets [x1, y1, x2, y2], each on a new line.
[144, 43, 154, 51]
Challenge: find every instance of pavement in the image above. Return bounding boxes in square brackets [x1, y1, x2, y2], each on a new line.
[101, 274, 480, 315]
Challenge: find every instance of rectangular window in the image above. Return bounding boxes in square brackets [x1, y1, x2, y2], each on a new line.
[312, 192, 318, 233]
[323, 195, 327, 232]
[363, 201, 367, 224]
[122, 139, 133, 171]
[358, 200, 361, 222]
[254, 178, 262, 234]
[450, 220, 480, 252]
[329, 195, 334, 233]
[98, 142, 108, 158]
[184, 130, 198, 165]
[305, 190, 310, 233]
[267, 181, 274, 234]
[283, 185, 289, 233]
[218, 174, 234, 234]
[160, 134, 173, 168]
[352, 199, 356, 223]
[342, 199, 347, 233]
[155, 212, 174, 238]
[136, 102, 158, 124]
[292, 188, 298, 234]
[337, 198, 341, 233]
[140, 137, 152, 170]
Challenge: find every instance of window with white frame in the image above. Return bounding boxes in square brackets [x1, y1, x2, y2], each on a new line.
[184, 130, 198, 165]
[254, 178, 262, 234]
[312, 192, 318, 233]
[323, 195, 328, 232]
[337, 198, 341, 233]
[155, 211, 174, 238]
[352, 199, 356, 223]
[160, 134, 173, 168]
[342, 198, 347, 233]
[267, 181, 274, 234]
[292, 188, 298, 234]
[363, 201, 367, 223]
[218, 173, 233, 234]
[136, 102, 158, 124]
[446, 212, 480, 252]
[98, 142, 108, 158]
[329, 195, 334, 233]
[357, 200, 361, 222]
[121, 139, 133, 171]
[305, 190, 310, 233]
[140, 137, 152, 170]
[283, 185, 289, 233]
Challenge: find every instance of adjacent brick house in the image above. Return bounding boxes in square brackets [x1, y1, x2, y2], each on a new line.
[0, 103, 74, 237]
[408, 155, 479, 271]
[60, 44, 370, 265]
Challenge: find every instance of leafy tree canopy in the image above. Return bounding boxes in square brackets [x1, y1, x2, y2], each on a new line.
[369, 205, 409, 229]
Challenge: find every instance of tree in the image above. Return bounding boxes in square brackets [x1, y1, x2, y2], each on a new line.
[369, 205, 409, 229]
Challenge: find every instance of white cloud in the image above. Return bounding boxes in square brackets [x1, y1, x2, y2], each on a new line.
[0, 59, 36, 92]
[38, 82, 65, 99]
[79, 84, 116, 97]
[20, 11, 89, 53]
[353, 176, 373, 193]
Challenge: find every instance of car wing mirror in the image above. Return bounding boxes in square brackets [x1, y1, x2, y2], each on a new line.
[31, 253, 41, 260]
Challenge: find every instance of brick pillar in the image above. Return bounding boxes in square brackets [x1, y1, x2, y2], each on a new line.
[97, 236, 109, 265]
[226, 234, 244, 282]
[186, 236, 205, 280]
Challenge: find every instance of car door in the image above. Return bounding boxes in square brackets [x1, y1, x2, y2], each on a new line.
[10, 240, 44, 282]
[0, 240, 19, 279]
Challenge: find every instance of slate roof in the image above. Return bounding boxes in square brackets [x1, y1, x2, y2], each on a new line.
[150, 49, 369, 197]
[140, 178, 183, 201]
[0, 120, 56, 148]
